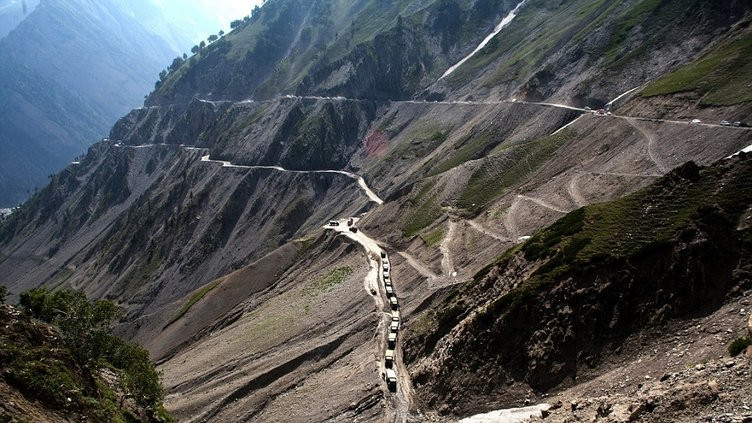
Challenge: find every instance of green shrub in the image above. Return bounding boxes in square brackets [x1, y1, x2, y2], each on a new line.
[17, 288, 170, 420]
[728, 337, 751, 357]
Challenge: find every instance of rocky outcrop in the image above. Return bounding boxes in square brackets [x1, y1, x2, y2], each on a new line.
[404, 157, 752, 416]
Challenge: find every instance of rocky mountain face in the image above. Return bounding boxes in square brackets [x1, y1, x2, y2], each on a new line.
[1, 0, 752, 422]
[0, 0, 200, 207]
[403, 157, 752, 414]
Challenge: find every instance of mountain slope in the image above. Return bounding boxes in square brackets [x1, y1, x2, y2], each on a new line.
[0, 0, 193, 207]
[0, 0, 39, 39]
[146, 0, 523, 104]
[0, 0, 751, 421]
[403, 156, 752, 415]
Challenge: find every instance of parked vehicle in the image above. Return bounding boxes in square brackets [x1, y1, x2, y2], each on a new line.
[385, 350, 395, 368]
[350, 227, 358, 233]
[370, 287, 377, 295]
[385, 280, 392, 288]
[347, 218, 354, 226]
[381, 251, 387, 259]
[391, 310, 400, 321]
[735, 122, 750, 128]
[383, 271, 389, 279]
[329, 221, 339, 226]
[385, 369, 397, 391]
[720, 120, 732, 126]
[390, 320, 399, 333]
[691, 119, 702, 124]
[385, 286, 394, 297]
[382, 263, 389, 271]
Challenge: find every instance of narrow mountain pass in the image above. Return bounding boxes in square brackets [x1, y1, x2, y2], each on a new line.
[625, 117, 668, 172]
[326, 218, 415, 423]
[198, 154, 383, 204]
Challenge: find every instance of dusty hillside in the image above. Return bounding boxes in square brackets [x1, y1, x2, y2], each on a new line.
[1, 0, 752, 422]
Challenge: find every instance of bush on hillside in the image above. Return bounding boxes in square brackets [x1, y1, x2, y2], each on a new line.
[18, 288, 168, 415]
[728, 336, 751, 357]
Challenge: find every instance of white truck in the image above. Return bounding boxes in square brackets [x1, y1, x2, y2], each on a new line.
[390, 319, 399, 333]
[388, 332, 397, 348]
[385, 349, 395, 368]
[385, 286, 394, 297]
[389, 297, 398, 310]
[385, 369, 397, 391]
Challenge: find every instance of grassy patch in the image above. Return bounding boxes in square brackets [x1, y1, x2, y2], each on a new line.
[403, 181, 443, 238]
[641, 27, 752, 105]
[728, 336, 751, 357]
[457, 129, 576, 214]
[420, 225, 446, 247]
[302, 266, 354, 298]
[171, 279, 223, 323]
[428, 131, 496, 176]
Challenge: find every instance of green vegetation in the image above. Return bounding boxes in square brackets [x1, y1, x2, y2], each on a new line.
[429, 131, 496, 176]
[302, 266, 354, 298]
[171, 279, 223, 323]
[728, 336, 751, 357]
[602, 0, 664, 66]
[1, 288, 172, 422]
[403, 181, 444, 238]
[641, 28, 752, 105]
[457, 129, 576, 213]
[478, 160, 752, 330]
[420, 225, 447, 247]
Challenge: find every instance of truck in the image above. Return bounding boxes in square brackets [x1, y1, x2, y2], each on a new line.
[382, 262, 389, 271]
[388, 332, 397, 348]
[390, 320, 399, 333]
[385, 349, 395, 368]
[385, 286, 394, 297]
[389, 297, 398, 310]
[383, 270, 389, 279]
[381, 251, 387, 259]
[385, 369, 397, 391]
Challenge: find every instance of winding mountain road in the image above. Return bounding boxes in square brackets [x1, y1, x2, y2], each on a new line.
[326, 219, 414, 422]
[625, 118, 668, 172]
[567, 173, 587, 208]
[199, 154, 383, 205]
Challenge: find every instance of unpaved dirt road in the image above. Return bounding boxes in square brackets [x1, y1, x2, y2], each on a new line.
[327, 219, 414, 423]
[459, 404, 550, 423]
[625, 117, 668, 172]
[199, 154, 384, 204]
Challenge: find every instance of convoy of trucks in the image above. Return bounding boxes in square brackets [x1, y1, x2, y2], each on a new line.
[381, 250, 401, 392]
[329, 219, 401, 393]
